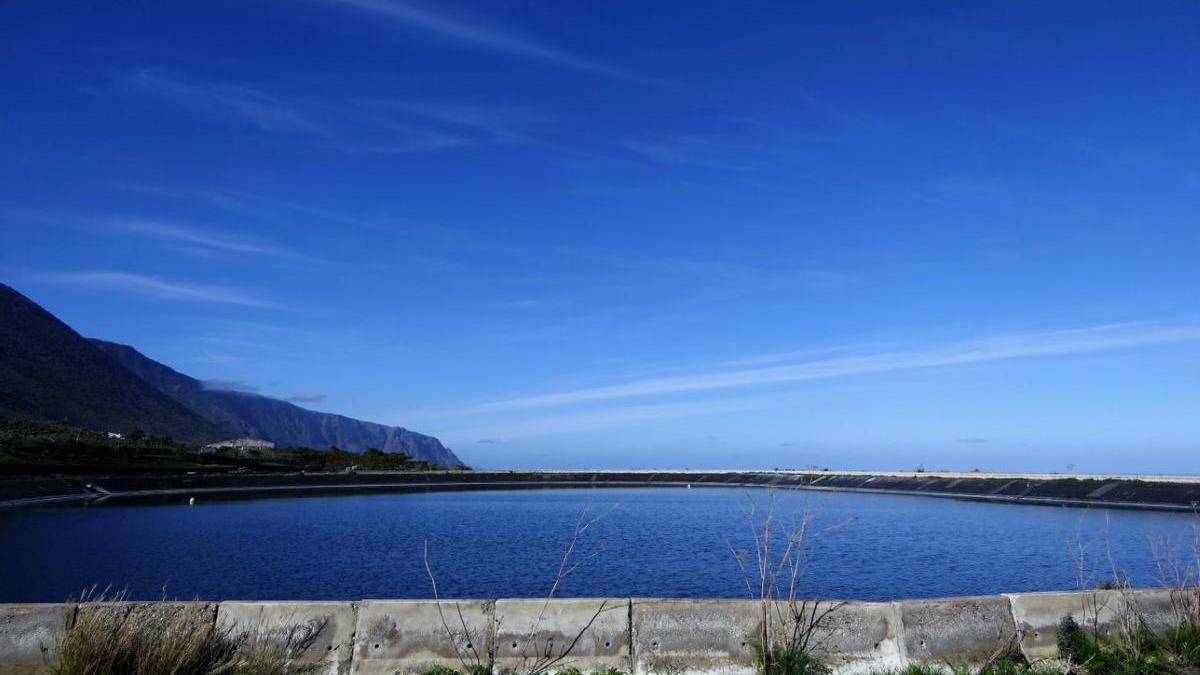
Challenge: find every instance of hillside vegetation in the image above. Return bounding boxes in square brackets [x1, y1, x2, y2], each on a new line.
[0, 284, 221, 443]
[92, 339, 461, 466]
[0, 283, 461, 467]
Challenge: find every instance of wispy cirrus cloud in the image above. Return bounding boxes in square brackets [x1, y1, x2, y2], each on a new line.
[358, 100, 553, 144]
[445, 321, 1200, 414]
[621, 135, 752, 171]
[322, 113, 468, 154]
[123, 69, 322, 134]
[40, 271, 282, 309]
[717, 342, 897, 369]
[116, 184, 388, 230]
[440, 397, 762, 442]
[199, 187, 382, 229]
[120, 71, 621, 159]
[310, 0, 632, 80]
[120, 70, 471, 154]
[107, 220, 306, 260]
[558, 248, 851, 294]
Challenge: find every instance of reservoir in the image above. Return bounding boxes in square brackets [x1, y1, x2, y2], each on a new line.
[1, 487, 1195, 602]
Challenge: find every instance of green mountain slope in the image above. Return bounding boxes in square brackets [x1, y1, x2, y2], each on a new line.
[91, 340, 463, 467]
[0, 283, 221, 442]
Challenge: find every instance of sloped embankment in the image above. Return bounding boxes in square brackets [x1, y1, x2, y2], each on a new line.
[2, 470, 1198, 510]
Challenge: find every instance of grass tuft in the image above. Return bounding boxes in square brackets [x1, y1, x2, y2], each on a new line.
[754, 645, 830, 675]
[1053, 615, 1174, 675]
[52, 591, 318, 675]
[1161, 622, 1200, 667]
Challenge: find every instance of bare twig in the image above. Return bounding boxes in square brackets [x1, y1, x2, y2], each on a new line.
[727, 486, 853, 675]
[424, 501, 620, 675]
[516, 502, 619, 675]
[425, 541, 488, 673]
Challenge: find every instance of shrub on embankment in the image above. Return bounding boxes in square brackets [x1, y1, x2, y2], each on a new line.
[1052, 615, 1200, 675]
[51, 593, 316, 675]
[886, 661, 1066, 675]
[859, 617, 1200, 675]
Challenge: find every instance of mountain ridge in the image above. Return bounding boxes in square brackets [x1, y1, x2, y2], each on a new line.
[0, 283, 222, 442]
[91, 339, 462, 466]
[0, 282, 460, 466]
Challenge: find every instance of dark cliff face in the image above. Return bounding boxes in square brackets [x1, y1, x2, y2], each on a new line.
[91, 339, 462, 467]
[0, 284, 221, 442]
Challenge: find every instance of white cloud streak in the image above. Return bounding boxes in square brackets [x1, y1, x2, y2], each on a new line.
[123, 69, 322, 134]
[621, 135, 751, 171]
[441, 397, 761, 442]
[108, 220, 301, 259]
[453, 322, 1200, 414]
[360, 100, 551, 144]
[120, 71, 471, 154]
[139, 185, 386, 230]
[41, 271, 282, 309]
[311, 0, 631, 79]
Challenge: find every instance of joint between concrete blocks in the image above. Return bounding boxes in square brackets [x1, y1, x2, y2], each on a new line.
[626, 597, 635, 675]
[890, 602, 909, 667]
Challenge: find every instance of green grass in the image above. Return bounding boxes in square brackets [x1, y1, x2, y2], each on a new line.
[754, 645, 830, 675]
[880, 666, 945, 675]
[422, 666, 469, 675]
[981, 657, 1067, 675]
[836, 616, 1200, 675]
[1055, 615, 1175, 675]
[0, 416, 450, 474]
[863, 657, 1067, 675]
[1161, 622, 1200, 667]
[864, 660, 1044, 675]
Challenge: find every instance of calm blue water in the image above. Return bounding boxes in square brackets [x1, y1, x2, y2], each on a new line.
[1, 488, 1196, 602]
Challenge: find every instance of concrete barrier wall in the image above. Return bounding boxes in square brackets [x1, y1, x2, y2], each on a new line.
[899, 596, 1015, 665]
[2, 590, 1197, 675]
[632, 599, 760, 675]
[0, 604, 69, 675]
[353, 600, 494, 675]
[496, 599, 630, 675]
[218, 601, 356, 675]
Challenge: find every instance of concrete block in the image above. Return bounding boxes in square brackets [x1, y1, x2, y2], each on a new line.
[1122, 588, 1200, 635]
[495, 599, 629, 674]
[351, 600, 493, 675]
[794, 601, 903, 674]
[218, 601, 357, 675]
[898, 596, 1016, 666]
[1006, 591, 1122, 661]
[74, 600, 216, 626]
[632, 599, 761, 675]
[0, 604, 69, 675]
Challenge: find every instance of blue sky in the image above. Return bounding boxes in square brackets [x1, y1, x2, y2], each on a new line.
[2, 2, 1198, 472]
